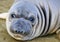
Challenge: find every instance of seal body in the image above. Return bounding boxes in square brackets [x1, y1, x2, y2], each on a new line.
[6, 0, 60, 40]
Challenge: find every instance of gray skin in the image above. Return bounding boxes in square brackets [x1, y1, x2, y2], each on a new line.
[6, 1, 38, 40]
[6, 0, 60, 40]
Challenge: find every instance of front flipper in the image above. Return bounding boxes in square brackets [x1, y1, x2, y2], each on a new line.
[0, 13, 8, 19]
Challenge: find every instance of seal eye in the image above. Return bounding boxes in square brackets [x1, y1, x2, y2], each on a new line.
[29, 17, 35, 22]
[11, 14, 16, 18]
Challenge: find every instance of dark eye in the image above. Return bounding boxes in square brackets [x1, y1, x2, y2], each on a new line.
[29, 17, 35, 22]
[11, 14, 16, 18]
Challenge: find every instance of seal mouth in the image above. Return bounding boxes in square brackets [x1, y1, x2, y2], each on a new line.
[11, 33, 24, 40]
[12, 30, 33, 37]
[14, 34, 23, 38]
[10, 29, 34, 40]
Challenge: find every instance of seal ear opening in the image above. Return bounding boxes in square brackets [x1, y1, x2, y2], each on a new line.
[0, 12, 8, 19]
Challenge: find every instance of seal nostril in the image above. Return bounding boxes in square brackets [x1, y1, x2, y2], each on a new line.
[15, 30, 18, 33]
[15, 30, 24, 34]
[20, 31, 23, 33]
[20, 30, 25, 34]
[18, 31, 20, 33]
[15, 30, 20, 33]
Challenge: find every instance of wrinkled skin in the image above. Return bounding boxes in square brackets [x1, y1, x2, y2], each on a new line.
[5, 0, 60, 41]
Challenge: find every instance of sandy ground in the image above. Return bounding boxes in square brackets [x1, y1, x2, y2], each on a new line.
[0, 0, 60, 42]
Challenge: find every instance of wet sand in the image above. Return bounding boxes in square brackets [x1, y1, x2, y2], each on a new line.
[0, 0, 60, 42]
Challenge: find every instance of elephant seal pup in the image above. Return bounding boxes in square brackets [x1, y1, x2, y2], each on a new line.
[0, 0, 60, 40]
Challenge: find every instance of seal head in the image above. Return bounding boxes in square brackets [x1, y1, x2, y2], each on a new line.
[6, 1, 39, 40]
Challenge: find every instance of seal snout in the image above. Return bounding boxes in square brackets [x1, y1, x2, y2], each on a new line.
[10, 18, 32, 36]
